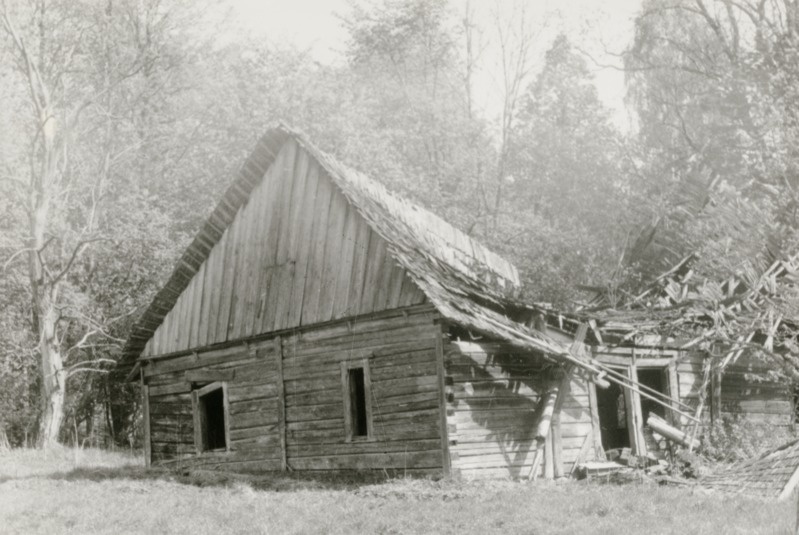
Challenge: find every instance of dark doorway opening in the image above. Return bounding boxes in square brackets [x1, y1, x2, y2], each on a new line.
[200, 387, 227, 451]
[596, 375, 630, 451]
[637, 367, 669, 455]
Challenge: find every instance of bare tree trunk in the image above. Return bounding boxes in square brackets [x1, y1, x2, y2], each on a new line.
[38, 297, 66, 448]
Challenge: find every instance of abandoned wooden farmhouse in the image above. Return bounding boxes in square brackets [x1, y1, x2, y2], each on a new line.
[122, 125, 794, 479]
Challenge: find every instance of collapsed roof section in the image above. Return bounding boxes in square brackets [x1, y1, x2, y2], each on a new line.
[702, 438, 799, 500]
[548, 251, 799, 381]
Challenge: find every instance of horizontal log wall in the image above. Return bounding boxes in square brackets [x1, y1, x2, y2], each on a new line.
[720, 352, 792, 425]
[662, 351, 792, 427]
[444, 341, 593, 479]
[146, 338, 282, 471]
[282, 307, 444, 472]
[144, 305, 445, 473]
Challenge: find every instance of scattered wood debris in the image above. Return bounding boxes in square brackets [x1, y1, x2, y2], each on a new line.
[701, 438, 799, 500]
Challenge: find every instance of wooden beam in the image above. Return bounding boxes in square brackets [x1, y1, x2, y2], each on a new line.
[587, 377, 605, 460]
[435, 326, 451, 477]
[185, 369, 235, 383]
[647, 414, 700, 449]
[667, 361, 680, 427]
[569, 433, 594, 477]
[222, 382, 231, 453]
[191, 390, 202, 454]
[140, 367, 151, 467]
[138, 303, 436, 362]
[529, 377, 562, 481]
[276, 335, 288, 471]
[544, 428, 554, 480]
[711, 362, 722, 424]
[624, 365, 643, 456]
[340, 361, 352, 442]
[551, 367, 574, 478]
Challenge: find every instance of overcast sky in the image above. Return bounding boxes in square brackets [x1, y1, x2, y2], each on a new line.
[227, 0, 643, 126]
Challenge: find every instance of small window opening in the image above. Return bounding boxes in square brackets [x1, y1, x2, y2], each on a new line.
[349, 367, 368, 437]
[201, 387, 227, 451]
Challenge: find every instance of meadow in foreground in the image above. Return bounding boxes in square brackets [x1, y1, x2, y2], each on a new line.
[0, 448, 794, 534]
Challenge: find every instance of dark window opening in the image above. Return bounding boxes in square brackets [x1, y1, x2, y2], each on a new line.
[637, 368, 668, 423]
[596, 376, 630, 451]
[349, 367, 368, 437]
[200, 387, 227, 451]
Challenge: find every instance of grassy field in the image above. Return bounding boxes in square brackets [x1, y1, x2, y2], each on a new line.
[0, 448, 796, 534]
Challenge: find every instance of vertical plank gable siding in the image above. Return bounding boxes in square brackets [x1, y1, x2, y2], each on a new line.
[141, 140, 426, 358]
[444, 342, 593, 479]
[145, 308, 446, 473]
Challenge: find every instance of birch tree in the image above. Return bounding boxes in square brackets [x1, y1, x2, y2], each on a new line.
[0, 0, 199, 447]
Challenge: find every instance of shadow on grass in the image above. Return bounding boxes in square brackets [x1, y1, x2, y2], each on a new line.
[37, 465, 427, 492]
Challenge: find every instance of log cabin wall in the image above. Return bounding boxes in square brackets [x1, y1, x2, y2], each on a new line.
[668, 352, 792, 426]
[443, 340, 594, 479]
[719, 353, 792, 426]
[281, 306, 445, 472]
[145, 337, 282, 470]
[143, 305, 448, 473]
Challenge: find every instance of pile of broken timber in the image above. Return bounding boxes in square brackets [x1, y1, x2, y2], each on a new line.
[574, 414, 700, 481]
[702, 438, 799, 500]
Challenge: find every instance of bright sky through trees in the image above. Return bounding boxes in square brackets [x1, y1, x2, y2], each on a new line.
[229, 0, 643, 126]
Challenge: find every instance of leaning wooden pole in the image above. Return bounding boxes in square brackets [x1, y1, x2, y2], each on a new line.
[528, 366, 574, 481]
[528, 386, 559, 481]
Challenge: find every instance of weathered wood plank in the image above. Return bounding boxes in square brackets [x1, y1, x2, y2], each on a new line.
[299, 164, 334, 326]
[384, 262, 406, 310]
[435, 326, 450, 476]
[271, 139, 300, 332]
[346, 217, 372, 317]
[284, 149, 316, 329]
[185, 369, 236, 383]
[287, 450, 442, 471]
[142, 376, 151, 467]
[228, 180, 258, 340]
[317, 187, 349, 323]
[240, 159, 272, 339]
[287, 439, 442, 458]
[276, 337, 287, 471]
[216, 216, 241, 342]
[359, 232, 386, 315]
[373, 247, 398, 313]
[331, 204, 359, 320]
[256, 146, 288, 335]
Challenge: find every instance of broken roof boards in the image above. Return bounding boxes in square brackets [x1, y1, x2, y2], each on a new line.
[703, 439, 799, 500]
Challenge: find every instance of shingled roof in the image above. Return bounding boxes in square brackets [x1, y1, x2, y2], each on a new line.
[121, 125, 583, 370]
